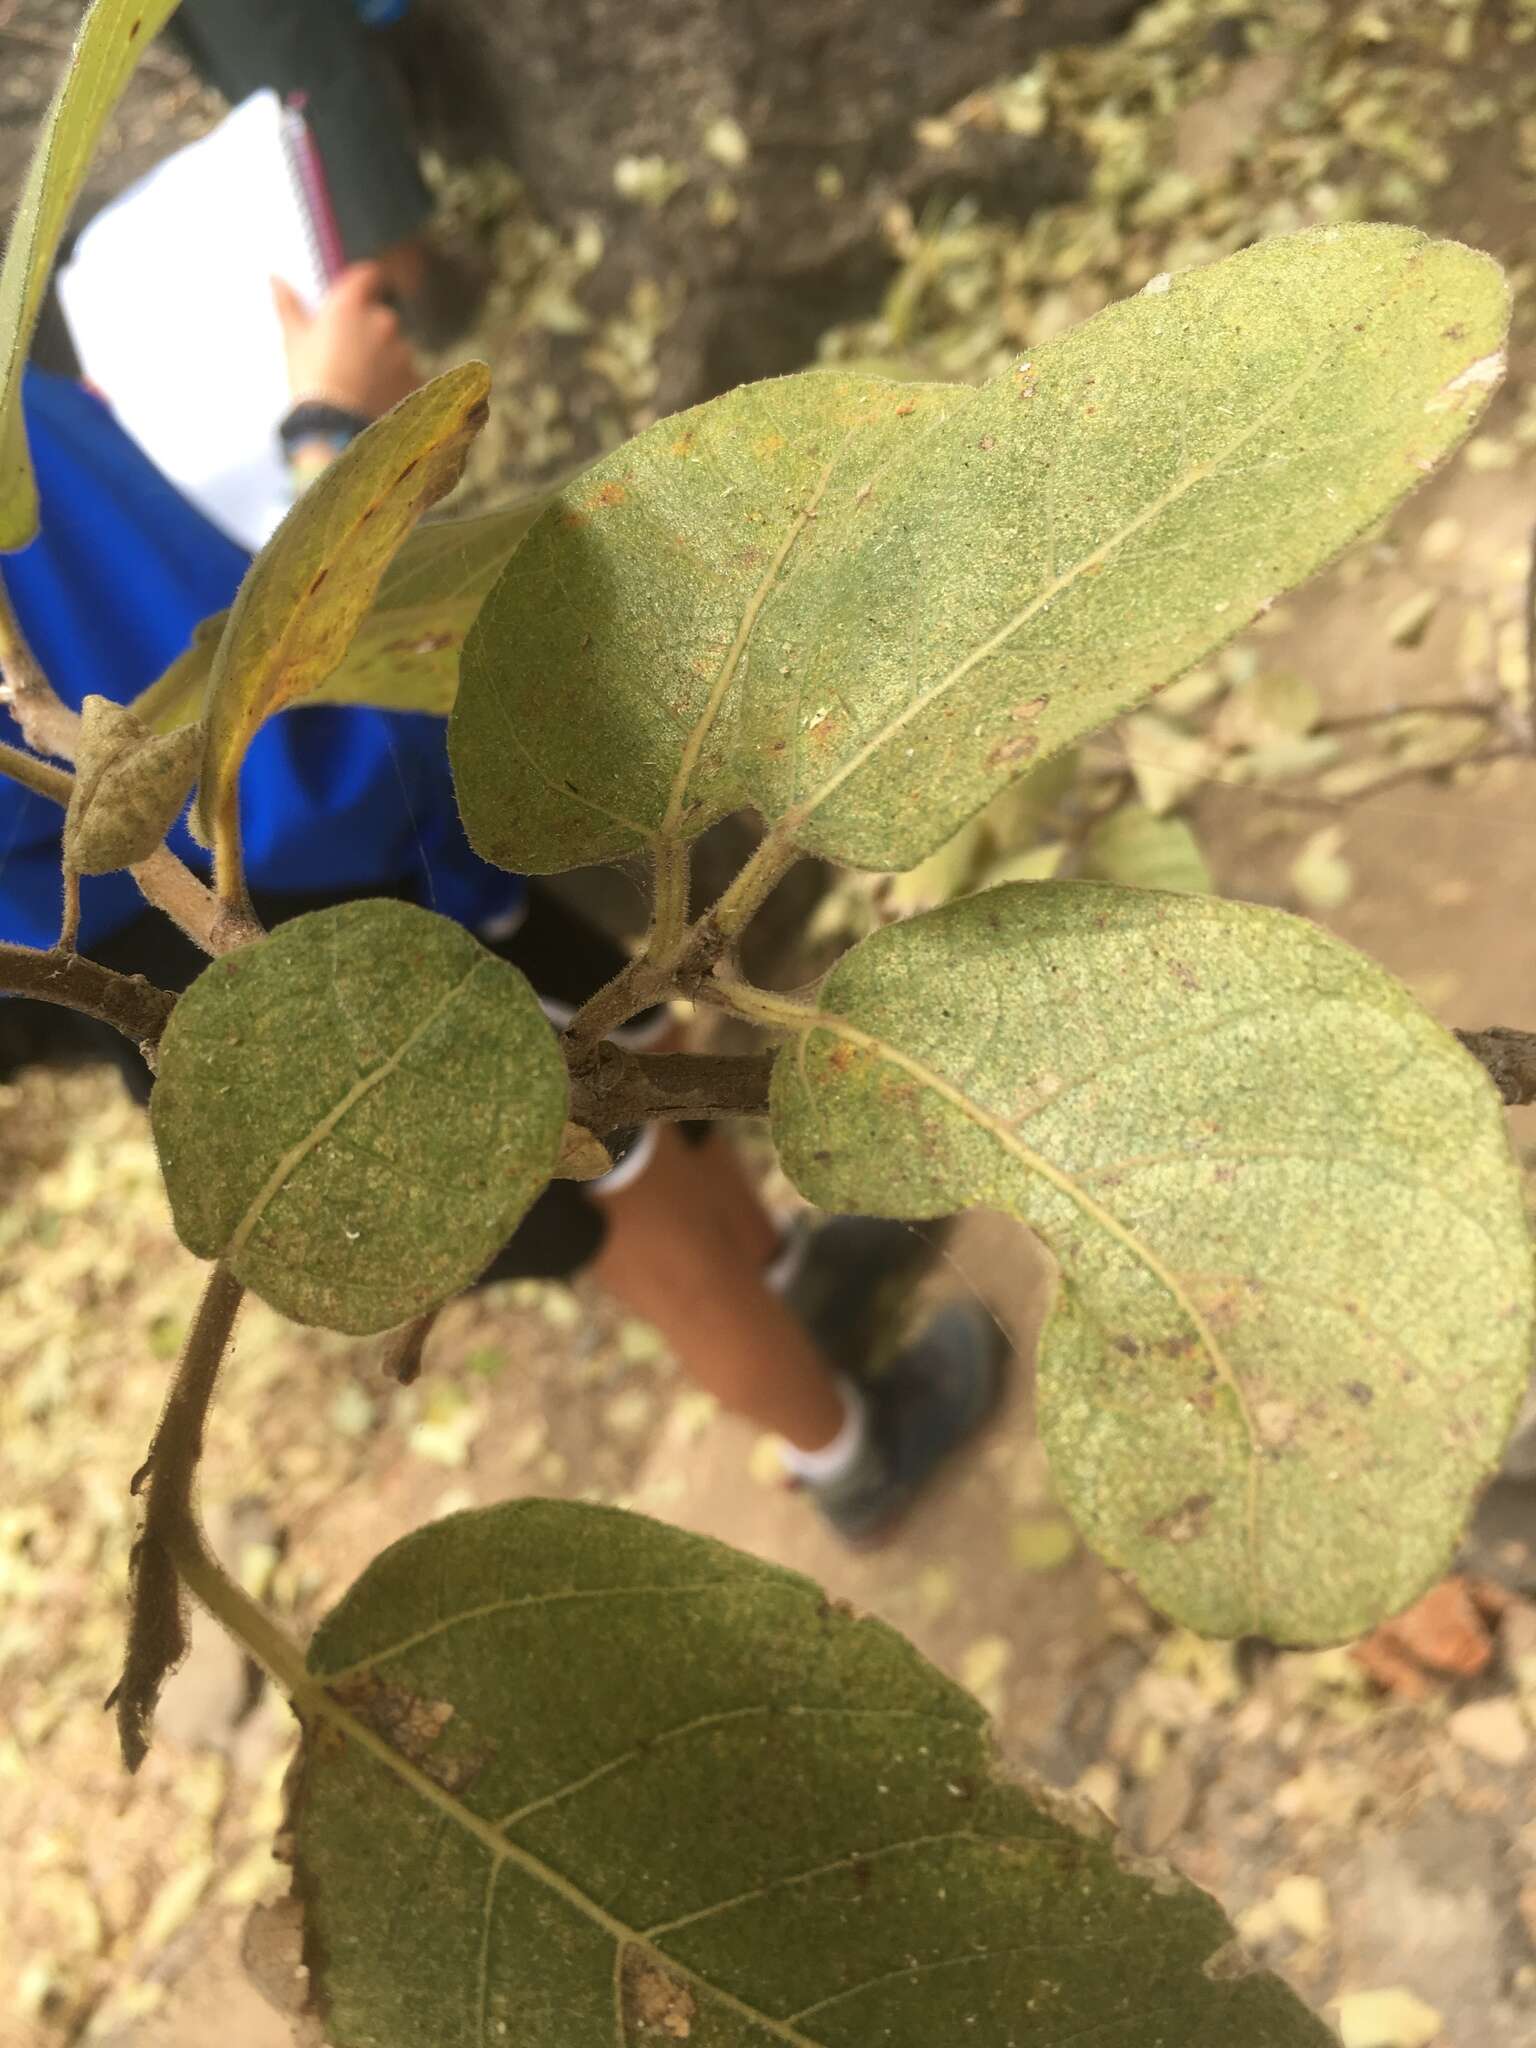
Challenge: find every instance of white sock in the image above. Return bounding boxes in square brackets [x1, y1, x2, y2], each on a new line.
[762, 1224, 806, 1294]
[778, 1377, 869, 1485]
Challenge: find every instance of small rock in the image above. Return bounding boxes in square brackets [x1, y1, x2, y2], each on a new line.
[1355, 1577, 1494, 1693]
[1009, 1514, 1078, 1571]
[1138, 1748, 1197, 1852]
[1447, 1696, 1530, 1768]
[1336, 1987, 1442, 2048]
[1272, 1873, 1331, 1945]
[1074, 1761, 1120, 1822]
[1498, 1598, 1536, 1693]
[961, 1634, 1013, 1713]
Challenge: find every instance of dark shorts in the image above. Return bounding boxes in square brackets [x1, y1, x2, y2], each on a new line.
[0, 881, 693, 1285]
[170, 0, 433, 260]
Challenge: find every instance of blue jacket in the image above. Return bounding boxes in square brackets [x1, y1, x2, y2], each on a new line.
[0, 369, 519, 952]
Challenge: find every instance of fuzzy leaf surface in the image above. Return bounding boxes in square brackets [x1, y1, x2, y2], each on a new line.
[150, 899, 564, 1333]
[293, 1498, 1330, 2047]
[0, 0, 181, 549]
[451, 224, 1505, 876]
[63, 696, 200, 873]
[769, 884, 1532, 1642]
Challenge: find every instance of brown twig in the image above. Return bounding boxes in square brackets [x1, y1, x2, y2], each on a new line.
[380, 1309, 440, 1387]
[567, 1045, 776, 1130]
[0, 940, 177, 1045]
[1456, 1027, 1536, 1108]
[0, 575, 81, 762]
[1311, 697, 1503, 733]
[108, 1263, 245, 1771]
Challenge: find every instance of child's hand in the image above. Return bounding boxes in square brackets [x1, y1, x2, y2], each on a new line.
[271, 261, 422, 421]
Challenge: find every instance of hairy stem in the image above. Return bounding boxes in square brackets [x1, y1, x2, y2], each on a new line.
[561, 951, 679, 1053]
[700, 974, 814, 1034]
[0, 735, 73, 805]
[700, 828, 800, 944]
[0, 681, 253, 958]
[132, 842, 263, 955]
[211, 800, 257, 931]
[58, 865, 80, 953]
[111, 1262, 248, 1769]
[0, 939, 177, 1044]
[163, 1512, 311, 1703]
[0, 574, 80, 761]
[646, 834, 691, 968]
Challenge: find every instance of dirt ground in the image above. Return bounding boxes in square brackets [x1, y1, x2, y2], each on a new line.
[5, 4, 1536, 2047]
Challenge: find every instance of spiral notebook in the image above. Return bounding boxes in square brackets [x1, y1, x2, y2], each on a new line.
[57, 90, 343, 551]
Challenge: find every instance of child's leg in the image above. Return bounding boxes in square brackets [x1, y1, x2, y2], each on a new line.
[591, 1125, 845, 1450]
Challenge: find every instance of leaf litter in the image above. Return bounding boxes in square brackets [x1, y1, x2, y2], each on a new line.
[9, 0, 1536, 2040]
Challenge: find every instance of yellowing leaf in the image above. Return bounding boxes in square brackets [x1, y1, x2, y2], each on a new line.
[453, 225, 1507, 877]
[131, 504, 541, 736]
[769, 884, 1533, 1641]
[196, 364, 491, 885]
[0, 0, 182, 550]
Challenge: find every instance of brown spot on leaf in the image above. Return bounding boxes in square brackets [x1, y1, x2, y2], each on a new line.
[895, 401, 917, 417]
[1343, 1379, 1374, 1406]
[671, 430, 696, 457]
[978, 434, 996, 451]
[592, 481, 628, 509]
[622, 1950, 697, 2039]
[1202, 1939, 1259, 1983]
[987, 731, 1039, 771]
[559, 509, 589, 529]
[1143, 1492, 1214, 1544]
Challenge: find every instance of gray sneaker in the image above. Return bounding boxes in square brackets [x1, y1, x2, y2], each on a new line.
[803, 1299, 1006, 1544]
[781, 1214, 946, 1375]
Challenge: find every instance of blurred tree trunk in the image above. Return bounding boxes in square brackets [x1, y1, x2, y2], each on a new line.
[396, 0, 1138, 414]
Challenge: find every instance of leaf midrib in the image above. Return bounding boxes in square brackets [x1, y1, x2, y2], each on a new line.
[785, 1003, 1265, 1608]
[776, 251, 1430, 841]
[299, 1624, 942, 2048]
[225, 957, 493, 1261]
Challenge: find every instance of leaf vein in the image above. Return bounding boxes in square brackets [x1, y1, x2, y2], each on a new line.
[225, 957, 494, 1263]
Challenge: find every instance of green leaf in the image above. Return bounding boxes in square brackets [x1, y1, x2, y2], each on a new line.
[768, 883, 1533, 1643]
[196, 365, 491, 883]
[0, 0, 182, 551]
[451, 224, 1506, 877]
[150, 899, 565, 1334]
[130, 505, 542, 736]
[1082, 802, 1212, 894]
[292, 1497, 1330, 2046]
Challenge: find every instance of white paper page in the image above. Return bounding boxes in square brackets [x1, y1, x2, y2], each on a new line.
[57, 91, 326, 551]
